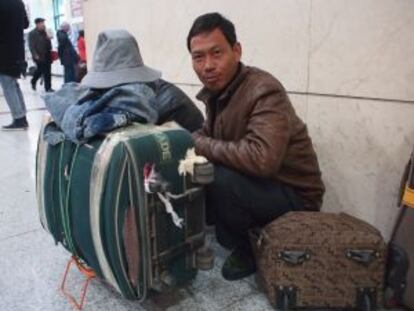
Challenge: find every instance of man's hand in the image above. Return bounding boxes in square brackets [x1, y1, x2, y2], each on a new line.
[192, 128, 210, 158]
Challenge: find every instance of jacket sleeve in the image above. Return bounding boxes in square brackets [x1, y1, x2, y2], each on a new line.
[23, 4, 29, 29]
[192, 90, 290, 177]
[28, 32, 38, 59]
[154, 82, 204, 132]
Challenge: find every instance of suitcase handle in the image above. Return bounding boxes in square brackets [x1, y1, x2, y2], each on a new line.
[346, 249, 379, 265]
[278, 250, 311, 265]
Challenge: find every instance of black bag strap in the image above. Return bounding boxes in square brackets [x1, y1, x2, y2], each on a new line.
[398, 148, 414, 207]
[391, 148, 414, 241]
[406, 148, 414, 188]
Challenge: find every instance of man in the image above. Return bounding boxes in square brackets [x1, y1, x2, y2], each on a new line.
[0, 0, 29, 130]
[187, 13, 325, 280]
[29, 18, 53, 92]
[57, 22, 79, 83]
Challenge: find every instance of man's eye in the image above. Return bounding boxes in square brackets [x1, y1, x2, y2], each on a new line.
[213, 50, 222, 56]
[192, 55, 203, 62]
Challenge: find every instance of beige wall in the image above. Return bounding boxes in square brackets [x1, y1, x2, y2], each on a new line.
[83, 0, 414, 239]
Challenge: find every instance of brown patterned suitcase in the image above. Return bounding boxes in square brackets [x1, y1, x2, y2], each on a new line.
[250, 212, 387, 311]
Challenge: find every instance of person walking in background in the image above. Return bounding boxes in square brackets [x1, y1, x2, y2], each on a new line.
[28, 18, 53, 92]
[0, 0, 30, 130]
[57, 22, 79, 83]
[77, 30, 87, 63]
[76, 30, 87, 82]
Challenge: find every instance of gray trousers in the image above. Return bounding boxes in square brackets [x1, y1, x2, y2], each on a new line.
[0, 74, 27, 119]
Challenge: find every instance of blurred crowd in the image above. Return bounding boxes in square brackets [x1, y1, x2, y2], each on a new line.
[0, 0, 87, 130]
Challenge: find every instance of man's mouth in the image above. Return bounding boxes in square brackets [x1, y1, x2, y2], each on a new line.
[204, 75, 219, 84]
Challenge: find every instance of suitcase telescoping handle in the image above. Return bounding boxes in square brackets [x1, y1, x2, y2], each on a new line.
[346, 249, 379, 265]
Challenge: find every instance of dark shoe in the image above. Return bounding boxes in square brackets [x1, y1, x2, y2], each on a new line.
[45, 88, 55, 93]
[222, 248, 256, 281]
[31, 79, 36, 91]
[2, 117, 28, 131]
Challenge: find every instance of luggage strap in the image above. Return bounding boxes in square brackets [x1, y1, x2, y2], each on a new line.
[392, 148, 414, 240]
[144, 162, 203, 228]
[59, 143, 79, 256]
[60, 256, 96, 311]
[157, 192, 185, 228]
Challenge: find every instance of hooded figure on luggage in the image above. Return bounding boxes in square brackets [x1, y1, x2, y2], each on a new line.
[81, 29, 204, 133]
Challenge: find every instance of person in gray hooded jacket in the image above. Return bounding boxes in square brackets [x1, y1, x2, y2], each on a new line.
[43, 29, 204, 144]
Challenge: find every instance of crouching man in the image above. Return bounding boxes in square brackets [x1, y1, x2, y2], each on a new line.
[187, 13, 325, 280]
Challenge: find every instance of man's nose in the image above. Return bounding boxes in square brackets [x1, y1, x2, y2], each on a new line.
[204, 55, 215, 72]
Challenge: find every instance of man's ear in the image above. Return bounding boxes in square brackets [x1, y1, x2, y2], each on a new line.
[233, 42, 242, 61]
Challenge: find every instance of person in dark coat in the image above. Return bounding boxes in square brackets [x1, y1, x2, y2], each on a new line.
[57, 22, 79, 83]
[28, 17, 53, 92]
[0, 0, 30, 130]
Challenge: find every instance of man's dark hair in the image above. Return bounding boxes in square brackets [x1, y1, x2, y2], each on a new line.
[34, 17, 45, 24]
[187, 12, 237, 51]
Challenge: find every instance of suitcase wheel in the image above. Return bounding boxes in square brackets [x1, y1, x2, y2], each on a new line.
[361, 293, 372, 311]
[280, 293, 289, 311]
[356, 288, 377, 311]
[276, 287, 296, 311]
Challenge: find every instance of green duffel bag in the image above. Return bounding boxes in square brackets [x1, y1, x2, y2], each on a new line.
[36, 118, 211, 301]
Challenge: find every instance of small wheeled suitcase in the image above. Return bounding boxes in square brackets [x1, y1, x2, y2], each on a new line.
[386, 148, 414, 310]
[250, 212, 387, 311]
[36, 116, 214, 304]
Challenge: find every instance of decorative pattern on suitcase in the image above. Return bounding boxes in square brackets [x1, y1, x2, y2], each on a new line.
[250, 212, 386, 310]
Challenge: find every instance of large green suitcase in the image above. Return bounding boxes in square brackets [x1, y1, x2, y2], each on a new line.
[36, 117, 209, 301]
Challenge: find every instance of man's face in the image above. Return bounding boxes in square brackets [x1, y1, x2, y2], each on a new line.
[37, 22, 45, 31]
[63, 24, 71, 33]
[190, 28, 241, 92]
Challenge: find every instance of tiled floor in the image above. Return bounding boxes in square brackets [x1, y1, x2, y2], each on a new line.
[0, 78, 401, 311]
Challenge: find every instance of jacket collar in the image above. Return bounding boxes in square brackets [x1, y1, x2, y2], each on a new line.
[196, 63, 249, 105]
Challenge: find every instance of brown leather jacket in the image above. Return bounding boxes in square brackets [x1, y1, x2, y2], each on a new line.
[193, 64, 325, 211]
